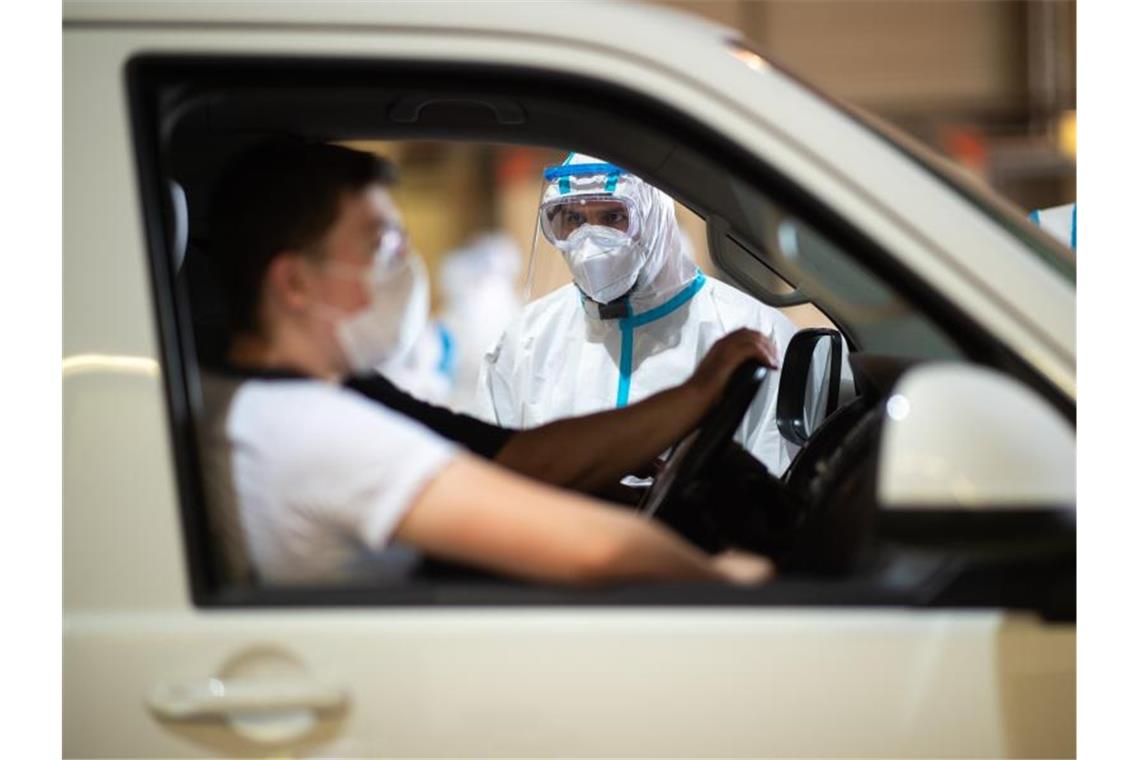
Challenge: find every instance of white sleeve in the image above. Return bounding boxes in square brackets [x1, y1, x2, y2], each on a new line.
[241, 383, 460, 550]
[739, 308, 801, 475]
[472, 330, 516, 427]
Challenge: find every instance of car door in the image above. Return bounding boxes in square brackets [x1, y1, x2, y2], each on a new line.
[63, 7, 1074, 758]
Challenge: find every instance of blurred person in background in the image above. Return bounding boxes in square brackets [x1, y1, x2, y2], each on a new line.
[201, 139, 780, 585]
[436, 232, 523, 412]
[475, 153, 801, 475]
[375, 250, 454, 406]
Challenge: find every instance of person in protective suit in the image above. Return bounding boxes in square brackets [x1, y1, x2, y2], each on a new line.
[437, 232, 524, 412]
[475, 153, 801, 475]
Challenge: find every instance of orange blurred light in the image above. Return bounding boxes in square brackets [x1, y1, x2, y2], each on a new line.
[729, 45, 771, 74]
[1058, 110, 1076, 159]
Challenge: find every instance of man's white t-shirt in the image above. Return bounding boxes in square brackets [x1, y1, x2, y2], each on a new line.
[222, 378, 459, 583]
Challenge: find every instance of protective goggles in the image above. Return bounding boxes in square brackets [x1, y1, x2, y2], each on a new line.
[539, 194, 639, 244]
[373, 224, 410, 278]
[323, 226, 408, 285]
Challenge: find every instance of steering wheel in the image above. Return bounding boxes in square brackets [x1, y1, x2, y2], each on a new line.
[638, 360, 768, 550]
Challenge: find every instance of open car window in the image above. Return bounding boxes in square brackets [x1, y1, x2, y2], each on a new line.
[128, 54, 1072, 618]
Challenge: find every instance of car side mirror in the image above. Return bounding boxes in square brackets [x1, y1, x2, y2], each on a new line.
[777, 328, 844, 446]
[877, 363, 1075, 509]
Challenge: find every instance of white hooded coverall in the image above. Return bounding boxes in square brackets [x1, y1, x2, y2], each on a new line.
[474, 153, 801, 475]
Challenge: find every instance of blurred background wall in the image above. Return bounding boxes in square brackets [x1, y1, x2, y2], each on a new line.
[657, 0, 1076, 209]
[347, 1, 1075, 317]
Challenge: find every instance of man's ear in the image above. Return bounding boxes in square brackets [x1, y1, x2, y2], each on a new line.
[264, 252, 314, 313]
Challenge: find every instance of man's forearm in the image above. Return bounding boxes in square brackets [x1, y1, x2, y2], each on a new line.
[494, 382, 711, 493]
[398, 454, 769, 586]
[494, 328, 779, 494]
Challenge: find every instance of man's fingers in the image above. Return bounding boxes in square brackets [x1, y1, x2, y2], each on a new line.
[759, 341, 780, 369]
[724, 329, 780, 370]
[692, 328, 782, 399]
[710, 550, 775, 585]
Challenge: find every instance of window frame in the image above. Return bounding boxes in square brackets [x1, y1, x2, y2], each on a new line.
[126, 53, 1073, 614]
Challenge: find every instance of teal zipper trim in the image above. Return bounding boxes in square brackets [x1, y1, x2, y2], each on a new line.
[617, 317, 635, 408]
[614, 271, 707, 407]
[436, 324, 455, 377]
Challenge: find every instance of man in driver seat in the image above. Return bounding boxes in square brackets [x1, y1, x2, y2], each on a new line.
[200, 139, 780, 586]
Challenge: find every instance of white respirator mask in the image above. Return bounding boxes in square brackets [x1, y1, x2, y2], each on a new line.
[317, 244, 429, 374]
[559, 224, 645, 305]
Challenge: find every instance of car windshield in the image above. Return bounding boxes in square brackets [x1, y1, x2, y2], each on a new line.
[727, 40, 1076, 284]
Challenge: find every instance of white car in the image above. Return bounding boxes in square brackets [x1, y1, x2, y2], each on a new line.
[63, 2, 1075, 757]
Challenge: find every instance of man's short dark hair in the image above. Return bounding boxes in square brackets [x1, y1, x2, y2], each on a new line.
[209, 139, 398, 334]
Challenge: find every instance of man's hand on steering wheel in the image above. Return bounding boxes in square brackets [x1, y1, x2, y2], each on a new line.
[683, 328, 781, 410]
[492, 329, 781, 499]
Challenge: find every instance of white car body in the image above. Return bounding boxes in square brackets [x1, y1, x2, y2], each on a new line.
[63, 2, 1075, 757]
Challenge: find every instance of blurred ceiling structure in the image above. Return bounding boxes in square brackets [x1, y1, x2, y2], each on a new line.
[653, 0, 1076, 209]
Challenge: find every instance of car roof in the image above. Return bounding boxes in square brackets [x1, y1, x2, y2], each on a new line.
[62, 1, 734, 52]
[64, 0, 1075, 398]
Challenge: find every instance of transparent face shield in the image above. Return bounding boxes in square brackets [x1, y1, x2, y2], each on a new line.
[525, 162, 643, 305]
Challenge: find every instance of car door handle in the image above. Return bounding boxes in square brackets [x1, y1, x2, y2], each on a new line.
[147, 676, 347, 720]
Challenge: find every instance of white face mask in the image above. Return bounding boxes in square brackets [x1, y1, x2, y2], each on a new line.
[560, 224, 645, 304]
[319, 253, 429, 374]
